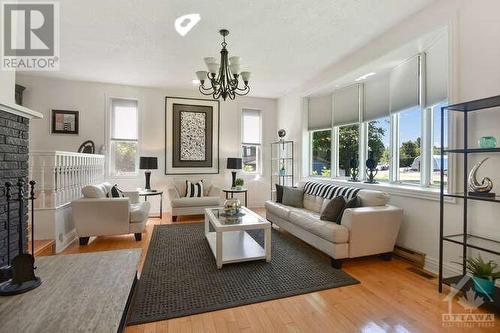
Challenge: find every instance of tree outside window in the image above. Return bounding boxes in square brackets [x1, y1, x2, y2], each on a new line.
[311, 129, 331, 177]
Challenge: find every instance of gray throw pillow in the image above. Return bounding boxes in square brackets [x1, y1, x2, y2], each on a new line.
[320, 196, 346, 222]
[282, 186, 304, 208]
[336, 196, 360, 224]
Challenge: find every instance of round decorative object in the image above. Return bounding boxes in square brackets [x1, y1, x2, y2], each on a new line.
[78, 140, 95, 154]
[278, 129, 286, 139]
[479, 136, 497, 149]
[223, 198, 241, 216]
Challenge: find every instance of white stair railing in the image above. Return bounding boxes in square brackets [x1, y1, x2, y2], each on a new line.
[29, 151, 105, 209]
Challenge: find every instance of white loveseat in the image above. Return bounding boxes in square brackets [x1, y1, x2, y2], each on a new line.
[72, 182, 151, 245]
[265, 181, 402, 268]
[168, 180, 222, 221]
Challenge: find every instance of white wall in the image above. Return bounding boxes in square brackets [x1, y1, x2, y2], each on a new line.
[0, 71, 15, 104]
[18, 74, 278, 213]
[277, 0, 500, 273]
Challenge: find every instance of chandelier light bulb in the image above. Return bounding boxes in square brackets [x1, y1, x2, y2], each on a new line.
[241, 71, 251, 82]
[196, 71, 207, 83]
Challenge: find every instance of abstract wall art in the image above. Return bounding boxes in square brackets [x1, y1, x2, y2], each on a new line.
[165, 97, 219, 174]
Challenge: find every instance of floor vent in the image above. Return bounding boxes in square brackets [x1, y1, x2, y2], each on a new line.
[407, 267, 436, 279]
[394, 245, 426, 268]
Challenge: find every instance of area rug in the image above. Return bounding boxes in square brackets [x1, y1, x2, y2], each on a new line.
[127, 223, 359, 325]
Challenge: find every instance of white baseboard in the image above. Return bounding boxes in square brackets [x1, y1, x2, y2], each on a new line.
[424, 256, 462, 276]
[56, 229, 77, 253]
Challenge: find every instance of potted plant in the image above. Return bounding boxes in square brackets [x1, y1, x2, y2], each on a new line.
[466, 255, 500, 296]
[234, 178, 244, 190]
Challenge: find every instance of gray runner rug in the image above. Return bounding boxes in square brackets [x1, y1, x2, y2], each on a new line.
[127, 223, 359, 325]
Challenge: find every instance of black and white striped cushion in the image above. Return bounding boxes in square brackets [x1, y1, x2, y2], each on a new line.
[185, 180, 204, 198]
[303, 181, 360, 200]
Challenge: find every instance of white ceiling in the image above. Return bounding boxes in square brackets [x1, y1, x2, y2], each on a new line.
[31, 0, 434, 98]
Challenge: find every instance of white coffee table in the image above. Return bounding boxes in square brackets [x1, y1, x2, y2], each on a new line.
[204, 206, 271, 269]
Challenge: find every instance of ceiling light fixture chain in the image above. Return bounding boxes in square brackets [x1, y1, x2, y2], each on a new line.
[196, 29, 251, 101]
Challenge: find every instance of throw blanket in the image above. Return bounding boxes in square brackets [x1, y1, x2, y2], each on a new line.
[303, 182, 360, 200]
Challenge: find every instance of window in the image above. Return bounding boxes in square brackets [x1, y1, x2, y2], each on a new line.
[338, 124, 359, 178]
[109, 98, 139, 177]
[241, 109, 261, 173]
[398, 106, 421, 184]
[306, 30, 449, 191]
[310, 129, 332, 177]
[368, 117, 390, 182]
[432, 101, 449, 186]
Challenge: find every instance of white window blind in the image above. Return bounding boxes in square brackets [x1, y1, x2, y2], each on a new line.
[111, 99, 138, 140]
[425, 34, 448, 107]
[109, 98, 139, 177]
[307, 94, 332, 130]
[363, 73, 390, 121]
[242, 109, 261, 144]
[333, 84, 360, 126]
[390, 55, 420, 113]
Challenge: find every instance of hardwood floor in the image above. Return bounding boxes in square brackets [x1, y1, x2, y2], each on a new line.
[60, 210, 499, 333]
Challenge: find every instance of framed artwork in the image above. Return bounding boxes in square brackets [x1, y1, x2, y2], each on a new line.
[165, 97, 219, 174]
[51, 109, 79, 134]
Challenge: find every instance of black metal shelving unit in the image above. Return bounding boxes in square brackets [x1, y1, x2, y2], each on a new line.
[439, 95, 500, 296]
[270, 140, 294, 199]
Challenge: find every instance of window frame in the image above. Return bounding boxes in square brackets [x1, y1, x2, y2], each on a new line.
[241, 108, 262, 175]
[309, 128, 333, 177]
[106, 97, 140, 178]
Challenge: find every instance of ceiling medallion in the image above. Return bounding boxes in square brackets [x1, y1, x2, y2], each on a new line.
[196, 29, 251, 101]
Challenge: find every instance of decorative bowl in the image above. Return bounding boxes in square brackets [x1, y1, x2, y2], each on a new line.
[223, 198, 241, 216]
[479, 136, 497, 149]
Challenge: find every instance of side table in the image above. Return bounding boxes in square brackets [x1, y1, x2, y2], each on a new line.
[139, 190, 163, 219]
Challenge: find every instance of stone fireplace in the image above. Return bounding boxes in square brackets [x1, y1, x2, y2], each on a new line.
[0, 110, 30, 265]
[0, 81, 42, 267]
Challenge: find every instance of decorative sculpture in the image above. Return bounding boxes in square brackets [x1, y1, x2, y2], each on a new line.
[278, 129, 286, 141]
[468, 157, 494, 197]
[349, 154, 359, 182]
[365, 152, 378, 184]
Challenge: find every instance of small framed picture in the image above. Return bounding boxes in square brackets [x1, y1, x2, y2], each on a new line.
[51, 110, 79, 134]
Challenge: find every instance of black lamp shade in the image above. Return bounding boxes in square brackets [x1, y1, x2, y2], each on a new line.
[226, 157, 242, 170]
[140, 157, 158, 170]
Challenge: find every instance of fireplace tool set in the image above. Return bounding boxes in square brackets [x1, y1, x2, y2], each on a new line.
[0, 180, 41, 295]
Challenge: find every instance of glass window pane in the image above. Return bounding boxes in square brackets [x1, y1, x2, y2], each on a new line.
[339, 124, 359, 178]
[242, 144, 259, 173]
[432, 101, 449, 186]
[368, 117, 390, 182]
[113, 104, 138, 140]
[242, 110, 261, 144]
[111, 141, 138, 175]
[311, 129, 331, 177]
[398, 106, 421, 184]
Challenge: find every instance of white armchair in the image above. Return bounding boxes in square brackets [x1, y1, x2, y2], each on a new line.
[168, 180, 222, 221]
[71, 182, 151, 245]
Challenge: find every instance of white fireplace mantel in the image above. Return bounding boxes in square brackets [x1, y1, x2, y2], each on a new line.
[0, 100, 43, 119]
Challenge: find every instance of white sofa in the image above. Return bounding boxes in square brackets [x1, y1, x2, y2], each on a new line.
[72, 182, 151, 245]
[168, 180, 222, 221]
[265, 181, 402, 268]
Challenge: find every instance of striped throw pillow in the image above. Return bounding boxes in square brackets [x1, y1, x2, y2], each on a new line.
[185, 180, 204, 198]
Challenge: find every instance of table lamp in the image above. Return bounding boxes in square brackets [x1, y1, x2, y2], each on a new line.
[139, 156, 158, 191]
[226, 157, 242, 188]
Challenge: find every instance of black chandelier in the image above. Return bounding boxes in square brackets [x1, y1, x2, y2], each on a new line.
[196, 29, 251, 101]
